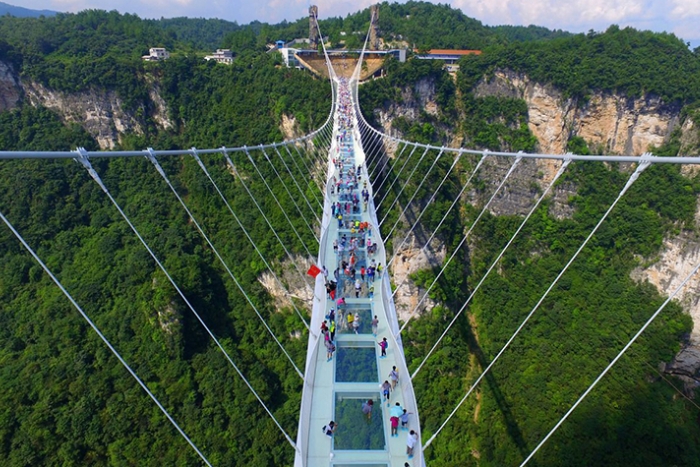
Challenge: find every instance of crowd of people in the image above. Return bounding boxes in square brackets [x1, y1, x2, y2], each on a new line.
[322, 79, 418, 463]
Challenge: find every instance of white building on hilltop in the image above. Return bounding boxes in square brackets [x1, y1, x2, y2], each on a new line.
[204, 49, 234, 65]
[142, 47, 170, 61]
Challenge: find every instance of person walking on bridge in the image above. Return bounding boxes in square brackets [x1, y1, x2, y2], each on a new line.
[389, 366, 399, 390]
[406, 430, 418, 459]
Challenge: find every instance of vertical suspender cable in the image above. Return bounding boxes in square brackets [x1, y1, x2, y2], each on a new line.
[147, 149, 304, 378]
[192, 151, 310, 329]
[387, 151, 462, 268]
[394, 152, 487, 310]
[411, 158, 572, 378]
[261, 146, 319, 242]
[74, 148, 298, 449]
[402, 156, 523, 331]
[0, 209, 214, 467]
[383, 147, 445, 240]
[519, 254, 700, 466]
[273, 146, 321, 224]
[243, 147, 315, 257]
[283, 144, 323, 209]
[222, 150, 315, 295]
[422, 158, 652, 451]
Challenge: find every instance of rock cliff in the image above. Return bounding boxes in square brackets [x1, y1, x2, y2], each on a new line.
[0, 59, 174, 150]
[23, 82, 145, 150]
[474, 70, 681, 156]
[0, 62, 21, 112]
[371, 71, 700, 379]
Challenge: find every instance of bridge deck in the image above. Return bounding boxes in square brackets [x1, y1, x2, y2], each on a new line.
[295, 80, 424, 467]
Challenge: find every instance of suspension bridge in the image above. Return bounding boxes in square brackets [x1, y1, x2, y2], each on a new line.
[2, 9, 700, 467]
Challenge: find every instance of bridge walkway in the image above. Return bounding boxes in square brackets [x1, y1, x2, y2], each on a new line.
[295, 79, 424, 467]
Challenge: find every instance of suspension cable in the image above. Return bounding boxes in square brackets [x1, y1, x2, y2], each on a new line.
[412, 158, 572, 379]
[422, 157, 652, 451]
[291, 142, 324, 193]
[377, 145, 424, 211]
[147, 149, 304, 378]
[192, 151, 310, 329]
[383, 147, 445, 241]
[391, 151, 485, 304]
[284, 144, 323, 209]
[379, 146, 435, 228]
[0, 208, 214, 467]
[222, 150, 315, 294]
[74, 148, 298, 449]
[273, 146, 321, 224]
[243, 147, 315, 258]
[387, 151, 462, 268]
[520, 242, 700, 465]
[398, 152, 502, 324]
[261, 146, 319, 242]
[371, 140, 408, 184]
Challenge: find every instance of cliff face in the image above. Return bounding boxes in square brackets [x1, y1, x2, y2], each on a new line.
[23, 82, 145, 150]
[0, 60, 173, 150]
[0, 62, 21, 112]
[371, 71, 700, 379]
[474, 70, 681, 156]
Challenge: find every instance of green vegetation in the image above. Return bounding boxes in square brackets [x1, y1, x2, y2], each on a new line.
[459, 25, 700, 104]
[336, 347, 378, 382]
[2, 2, 700, 466]
[0, 10, 333, 466]
[358, 17, 700, 464]
[373, 142, 700, 465]
[0, 148, 324, 464]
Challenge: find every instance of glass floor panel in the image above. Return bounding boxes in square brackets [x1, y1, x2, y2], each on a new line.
[338, 305, 374, 335]
[336, 344, 378, 383]
[333, 393, 385, 451]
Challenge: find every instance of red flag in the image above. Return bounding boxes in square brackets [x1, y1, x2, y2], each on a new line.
[307, 264, 322, 278]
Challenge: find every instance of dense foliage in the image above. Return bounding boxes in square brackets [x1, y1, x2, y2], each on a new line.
[366, 133, 700, 466]
[0, 128, 327, 465]
[0, 9, 332, 467]
[358, 20, 700, 464]
[218, 1, 569, 55]
[459, 25, 700, 104]
[2, 2, 700, 466]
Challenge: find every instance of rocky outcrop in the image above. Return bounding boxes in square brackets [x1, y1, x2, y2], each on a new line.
[377, 78, 446, 135]
[0, 61, 21, 112]
[390, 228, 442, 323]
[0, 60, 174, 150]
[257, 254, 316, 311]
[632, 229, 700, 382]
[280, 114, 303, 140]
[474, 70, 681, 156]
[148, 80, 174, 132]
[23, 82, 144, 150]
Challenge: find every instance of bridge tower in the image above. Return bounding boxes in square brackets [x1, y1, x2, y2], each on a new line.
[369, 4, 380, 50]
[309, 5, 319, 49]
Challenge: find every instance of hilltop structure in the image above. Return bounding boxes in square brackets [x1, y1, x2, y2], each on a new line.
[204, 49, 234, 65]
[415, 49, 482, 72]
[141, 47, 169, 61]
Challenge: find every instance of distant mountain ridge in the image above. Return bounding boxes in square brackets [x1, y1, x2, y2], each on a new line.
[0, 1, 58, 17]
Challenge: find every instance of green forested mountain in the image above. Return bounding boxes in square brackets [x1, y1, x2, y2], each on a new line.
[459, 25, 700, 104]
[1, 3, 700, 467]
[358, 19, 700, 467]
[0, 8, 330, 466]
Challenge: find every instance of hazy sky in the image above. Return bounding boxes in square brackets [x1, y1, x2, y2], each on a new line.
[15, 0, 700, 44]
